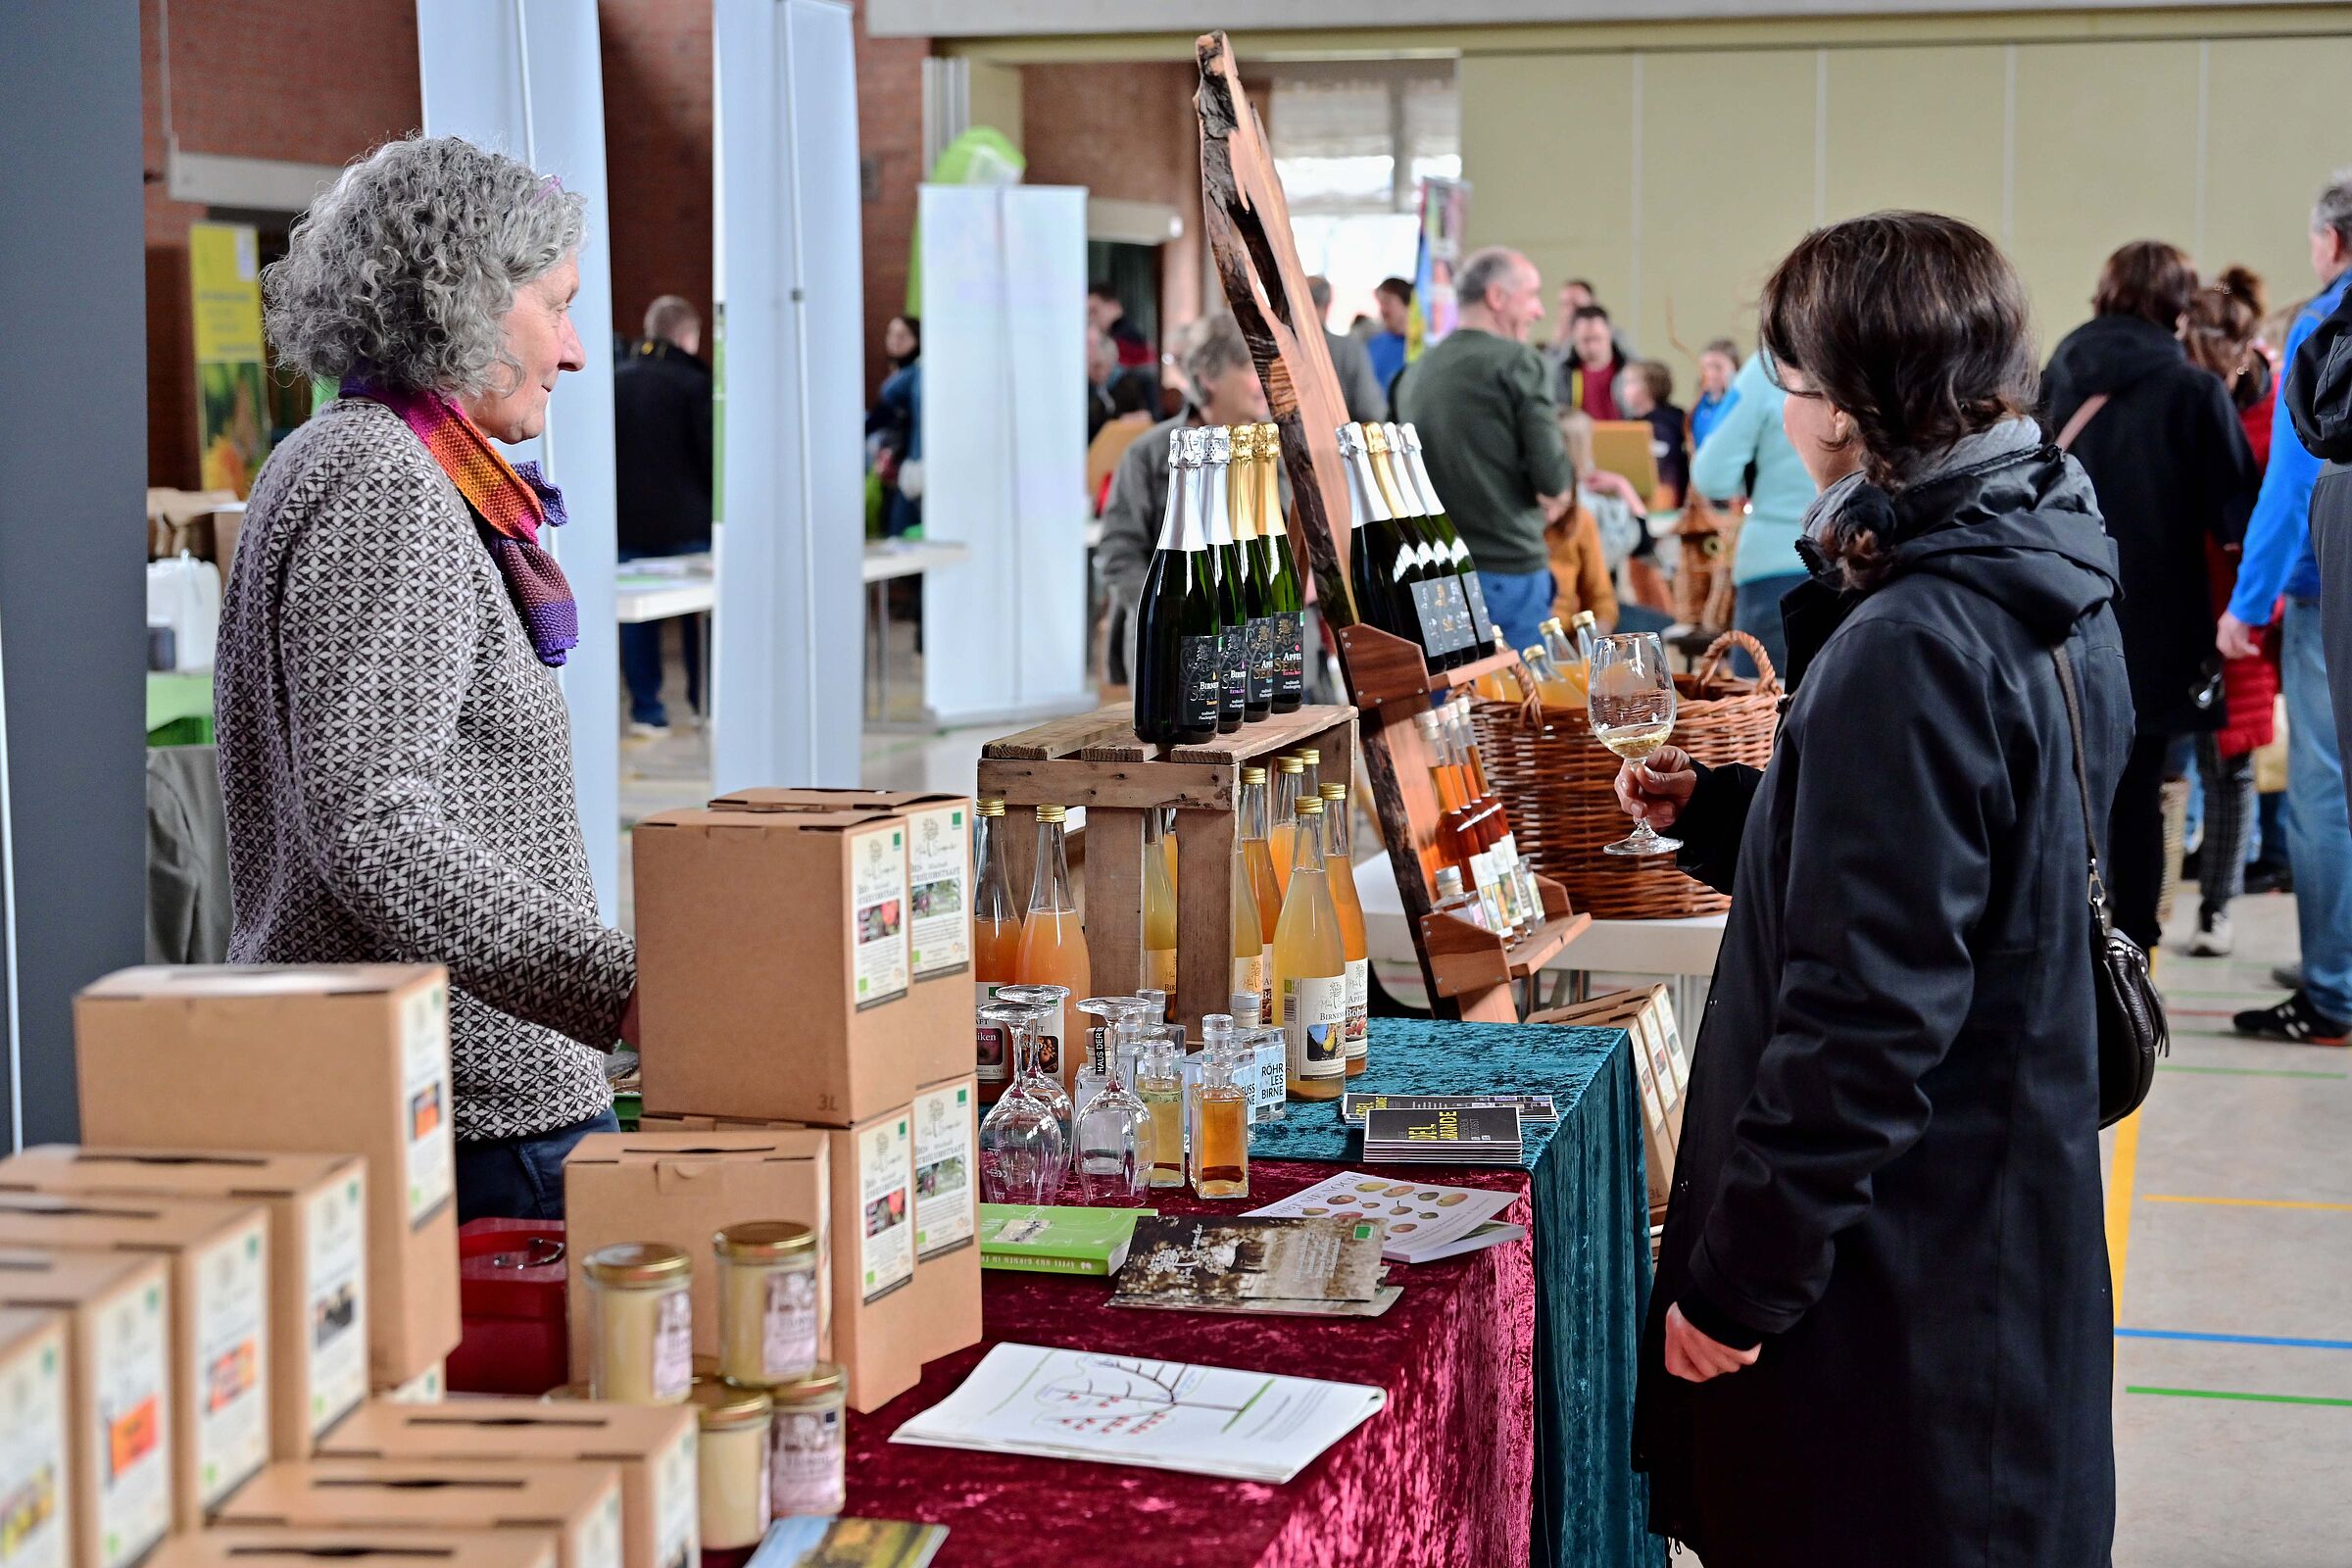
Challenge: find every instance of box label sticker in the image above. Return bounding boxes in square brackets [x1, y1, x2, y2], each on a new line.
[94, 1278, 171, 1568]
[906, 805, 970, 980]
[303, 1173, 368, 1438]
[383, 1360, 443, 1403]
[193, 1224, 270, 1505]
[402, 983, 456, 1226]
[912, 1084, 976, 1259]
[858, 1116, 915, 1303]
[0, 1323, 68, 1568]
[656, 1427, 699, 1568]
[574, 1488, 624, 1568]
[850, 827, 910, 1009]
[1657, 995, 1690, 1092]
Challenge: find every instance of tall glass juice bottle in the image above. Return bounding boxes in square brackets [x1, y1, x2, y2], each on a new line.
[1269, 755, 1305, 900]
[972, 799, 1022, 1102]
[1014, 805, 1090, 1097]
[1143, 810, 1177, 998]
[1254, 424, 1307, 712]
[1294, 747, 1321, 803]
[1526, 644, 1579, 710]
[1237, 765, 1281, 1025]
[1273, 798, 1348, 1101]
[1319, 783, 1371, 1076]
[1160, 806, 1179, 897]
[1229, 823, 1265, 1020]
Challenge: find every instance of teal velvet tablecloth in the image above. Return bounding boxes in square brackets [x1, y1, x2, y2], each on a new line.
[1257, 1019, 1664, 1568]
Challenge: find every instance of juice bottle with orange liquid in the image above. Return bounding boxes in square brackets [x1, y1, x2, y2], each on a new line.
[1268, 755, 1305, 899]
[1013, 804, 1090, 1098]
[1143, 809, 1178, 1000]
[1237, 764, 1282, 1025]
[1272, 798, 1348, 1101]
[1319, 782, 1371, 1076]
[971, 799, 1022, 1102]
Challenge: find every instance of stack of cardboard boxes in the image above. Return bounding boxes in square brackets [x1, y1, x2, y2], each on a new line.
[624, 788, 983, 1413]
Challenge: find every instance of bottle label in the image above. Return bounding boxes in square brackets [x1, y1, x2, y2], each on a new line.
[1461, 570, 1496, 648]
[1344, 957, 1369, 1061]
[1282, 974, 1348, 1081]
[1252, 1034, 1290, 1116]
[1232, 952, 1265, 1009]
[761, 1267, 821, 1382]
[974, 982, 1008, 1084]
[652, 1291, 694, 1400]
[1275, 612, 1306, 703]
[906, 804, 970, 979]
[1259, 945, 1277, 1030]
[1444, 577, 1479, 654]
[1246, 615, 1276, 709]
[1179, 634, 1221, 732]
[849, 824, 910, 1009]
[1220, 625, 1249, 719]
[1147, 946, 1177, 994]
[1409, 578, 1452, 661]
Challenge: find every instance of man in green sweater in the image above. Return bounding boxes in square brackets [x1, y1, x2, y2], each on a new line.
[1394, 247, 1576, 655]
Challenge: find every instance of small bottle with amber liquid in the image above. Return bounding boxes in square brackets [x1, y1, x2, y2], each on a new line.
[1191, 1042, 1251, 1200]
[1136, 1027, 1187, 1189]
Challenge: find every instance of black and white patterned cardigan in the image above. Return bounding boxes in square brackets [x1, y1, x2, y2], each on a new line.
[216, 398, 634, 1142]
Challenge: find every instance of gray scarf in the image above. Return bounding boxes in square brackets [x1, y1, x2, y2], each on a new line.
[1800, 416, 2045, 543]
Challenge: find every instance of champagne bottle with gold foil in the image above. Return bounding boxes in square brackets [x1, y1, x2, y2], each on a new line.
[1227, 424, 1276, 719]
[1254, 423, 1307, 710]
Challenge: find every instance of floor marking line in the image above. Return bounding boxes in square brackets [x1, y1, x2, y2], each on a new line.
[2145, 1194, 2352, 1212]
[2126, 1385, 2352, 1407]
[2119, 1327, 2352, 1351]
[2105, 1108, 2139, 1315]
[2156, 1064, 2348, 1080]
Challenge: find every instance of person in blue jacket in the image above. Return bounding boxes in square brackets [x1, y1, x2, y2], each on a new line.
[2217, 171, 2352, 1045]
[1689, 349, 1819, 678]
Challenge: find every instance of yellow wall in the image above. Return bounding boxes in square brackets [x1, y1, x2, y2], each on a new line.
[1461, 22, 2352, 378]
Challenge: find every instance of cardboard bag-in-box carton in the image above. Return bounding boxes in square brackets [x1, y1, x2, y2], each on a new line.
[560, 1130, 830, 1386]
[147, 1529, 556, 1568]
[634, 807, 964, 1125]
[906, 1074, 982, 1371]
[215, 1458, 623, 1568]
[0, 1249, 174, 1568]
[0, 1194, 270, 1530]
[0, 1148, 368, 1460]
[319, 1401, 696, 1568]
[0, 1308, 74, 1568]
[73, 965, 459, 1387]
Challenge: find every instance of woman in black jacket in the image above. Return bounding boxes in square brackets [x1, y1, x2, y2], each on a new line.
[2041, 241, 2261, 952]
[1620, 212, 2132, 1566]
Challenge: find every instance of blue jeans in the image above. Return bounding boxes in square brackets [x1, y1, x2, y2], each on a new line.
[2283, 599, 2352, 1020]
[455, 1107, 619, 1224]
[1480, 568, 1557, 660]
[1614, 604, 1674, 635]
[1730, 570, 1808, 682]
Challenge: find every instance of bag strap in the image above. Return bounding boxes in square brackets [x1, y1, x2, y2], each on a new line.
[2049, 645, 2110, 922]
[2055, 392, 2110, 452]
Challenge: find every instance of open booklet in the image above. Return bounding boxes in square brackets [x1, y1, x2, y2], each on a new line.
[1246, 1170, 1521, 1264]
[890, 1342, 1386, 1485]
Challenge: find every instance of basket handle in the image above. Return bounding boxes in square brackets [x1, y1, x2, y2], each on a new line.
[1693, 628, 1782, 695]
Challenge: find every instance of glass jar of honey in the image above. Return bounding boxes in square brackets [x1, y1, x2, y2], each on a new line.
[582, 1243, 693, 1403]
[768, 1362, 847, 1518]
[690, 1377, 774, 1553]
[712, 1221, 821, 1388]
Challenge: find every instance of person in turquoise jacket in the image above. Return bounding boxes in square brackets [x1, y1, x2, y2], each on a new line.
[1690, 351, 1819, 677]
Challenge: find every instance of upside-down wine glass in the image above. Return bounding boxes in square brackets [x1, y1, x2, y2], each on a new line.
[977, 1000, 1066, 1204]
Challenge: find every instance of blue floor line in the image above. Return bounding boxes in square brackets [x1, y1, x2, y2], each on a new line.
[2118, 1327, 2352, 1352]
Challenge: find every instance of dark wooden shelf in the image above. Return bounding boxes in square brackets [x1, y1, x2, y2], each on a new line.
[1335, 624, 1517, 714]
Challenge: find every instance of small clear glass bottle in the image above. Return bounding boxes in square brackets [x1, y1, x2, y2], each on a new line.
[1073, 997, 1127, 1110]
[767, 1362, 848, 1519]
[1136, 1028, 1187, 1189]
[1072, 1012, 1153, 1205]
[1433, 865, 1490, 930]
[1191, 1045, 1251, 1200]
[583, 1243, 693, 1403]
[689, 1377, 773, 1553]
[712, 1222, 820, 1389]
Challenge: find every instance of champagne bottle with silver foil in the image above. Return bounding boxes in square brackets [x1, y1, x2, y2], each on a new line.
[1253, 423, 1307, 711]
[1399, 421, 1497, 658]
[1130, 427, 1220, 746]
[1368, 421, 1474, 668]
[1200, 424, 1251, 730]
[1339, 420, 1431, 662]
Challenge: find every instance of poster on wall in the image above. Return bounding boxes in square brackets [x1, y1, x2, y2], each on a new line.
[189, 221, 270, 497]
[1409, 177, 1471, 356]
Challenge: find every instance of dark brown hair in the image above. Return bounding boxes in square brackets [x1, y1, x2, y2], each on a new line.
[2093, 240, 2197, 327]
[1631, 359, 1674, 403]
[2182, 265, 2273, 413]
[1759, 211, 2037, 492]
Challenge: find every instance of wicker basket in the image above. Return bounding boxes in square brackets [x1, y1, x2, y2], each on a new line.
[1470, 631, 1784, 919]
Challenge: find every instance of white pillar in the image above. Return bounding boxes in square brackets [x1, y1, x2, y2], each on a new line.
[415, 0, 624, 922]
[710, 0, 865, 792]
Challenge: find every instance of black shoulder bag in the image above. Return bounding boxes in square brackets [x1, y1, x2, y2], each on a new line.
[2050, 645, 2169, 1126]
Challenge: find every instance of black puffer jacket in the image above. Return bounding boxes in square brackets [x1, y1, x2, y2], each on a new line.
[1633, 443, 2132, 1566]
[2042, 314, 2258, 732]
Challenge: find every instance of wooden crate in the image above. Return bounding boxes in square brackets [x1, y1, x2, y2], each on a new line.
[977, 703, 1359, 1038]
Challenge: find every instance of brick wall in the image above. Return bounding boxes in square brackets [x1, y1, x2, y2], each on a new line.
[1021, 61, 1203, 334]
[140, 0, 420, 486]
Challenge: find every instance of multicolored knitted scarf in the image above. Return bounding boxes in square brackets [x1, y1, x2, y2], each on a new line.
[339, 375, 581, 666]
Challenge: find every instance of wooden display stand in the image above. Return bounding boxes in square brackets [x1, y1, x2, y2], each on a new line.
[1195, 34, 1586, 1023]
[978, 703, 1359, 1039]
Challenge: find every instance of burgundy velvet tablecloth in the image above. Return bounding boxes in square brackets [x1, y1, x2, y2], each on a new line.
[842, 1158, 1537, 1568]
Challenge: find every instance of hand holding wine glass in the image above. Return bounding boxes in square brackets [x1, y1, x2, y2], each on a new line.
[1589, 633, 1683, 857]
[1615, 744, 1698, 831]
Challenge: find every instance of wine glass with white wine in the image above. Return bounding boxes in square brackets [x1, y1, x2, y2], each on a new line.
[1589, 632, 1683, 858]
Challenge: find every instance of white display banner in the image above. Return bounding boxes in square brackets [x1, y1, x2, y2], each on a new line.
[415, 0, 623, 922]
[918, 184, 1091, 725]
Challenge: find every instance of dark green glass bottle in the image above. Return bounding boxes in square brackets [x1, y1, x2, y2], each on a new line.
[1131, 427, 1221, 746]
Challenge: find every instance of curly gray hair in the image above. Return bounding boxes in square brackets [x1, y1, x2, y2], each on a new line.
[265, 135, 587, 397]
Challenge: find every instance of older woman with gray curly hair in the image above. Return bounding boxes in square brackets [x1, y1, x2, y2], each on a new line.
[217, 134, 633, 1223]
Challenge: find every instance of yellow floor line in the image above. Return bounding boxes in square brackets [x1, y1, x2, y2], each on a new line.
[2106, 1109, 2141, 1316]
[2145, 1194, 2352, 1212]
